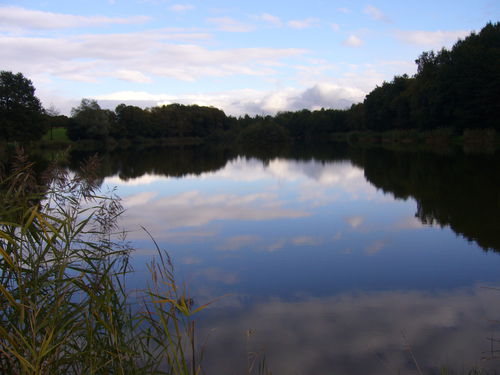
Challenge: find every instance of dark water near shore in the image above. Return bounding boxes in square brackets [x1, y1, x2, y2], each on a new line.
[82, 144, 500, 374]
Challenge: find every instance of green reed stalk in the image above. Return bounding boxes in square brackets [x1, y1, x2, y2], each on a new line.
[0, 150, 208, 375]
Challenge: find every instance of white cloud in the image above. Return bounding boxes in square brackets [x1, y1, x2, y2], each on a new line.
[396, 29, 469, 48]
[256, 13, 283, 27]
[193, 267, 239, 285]
[139, 0, 170, 3]
[169, 4, 195, 13]
[287, 83, 364, 111]
[123, 191, 158, 207]
[108, 157, 383, 241]
[288, 18, 319, 29]
[343, 34, 364, 47]
[180, 256, 202, 265]
[345, 216, 365, 229]
[205, 158, 365, 190]
[364, 5, 390, 22]
[0, 5, 417, 118]
[98, 91, 175, 102]
[266, 239, 286, 252]
[114, 69, 152, 83]
[292, 236, 322, 246]
[207, 17, 255, 32]
[337, 7, 351, 14]
[119, 190, 309, 239]
[106, 174, 167, 186]
[365, 239, 389, 255]
[156, 230, 216, 245]
[217, 235, 260, 251]
[392, 216, 426, 230]
[331, 23, 340, 31]
[96, 81, 365, 116]
[0, 6, 150, 31]
[0, 31, 304, 86]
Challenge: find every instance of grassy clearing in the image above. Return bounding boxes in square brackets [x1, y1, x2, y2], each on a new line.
[41, 127, 70, 142]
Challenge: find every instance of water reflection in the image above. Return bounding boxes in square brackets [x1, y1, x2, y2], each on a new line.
[102, 151, 500, 297]
[352, 148, 500, 252]
[72, 145, 499, 253]
[105, 156, 380, 252]
[200, 286, 500, 374]
[69, 145, 500, 372]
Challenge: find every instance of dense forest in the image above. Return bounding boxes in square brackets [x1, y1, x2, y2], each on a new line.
[1, 22, 498, 147]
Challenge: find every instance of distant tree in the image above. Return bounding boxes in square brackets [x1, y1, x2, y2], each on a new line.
[113, 104, 152, 139]
[146, 104, 227, 139]
[190, 105, 226, 137]
[0, 71, 45, 142]
[345, 103, 365, 130]
[411, 22, 500, 130]
[68, 99, 114, 140]
[237, 120, 290, 148]
[363, 75, 414, 131]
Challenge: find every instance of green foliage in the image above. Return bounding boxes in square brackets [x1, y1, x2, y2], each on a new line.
[237, 120, 290, 148]
[360, 22, 500, 132]
[113, 104, 152, 139]
[69, 102, 228, 142]
[245, 108, 348, 142]
[41, 127, 70, 142]
[68, 99, 115, 141]
[363, 75, 414, 131]
[414, 22, 500, 130]
[0, 71, 45, 142]
[145, 104, 226, 139]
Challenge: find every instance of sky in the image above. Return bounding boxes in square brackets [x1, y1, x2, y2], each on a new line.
[0, 0, 498, 116]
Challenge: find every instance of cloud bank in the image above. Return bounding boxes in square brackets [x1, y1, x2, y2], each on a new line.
[0, 6, 150, 31]
[96, 82, 365, 116]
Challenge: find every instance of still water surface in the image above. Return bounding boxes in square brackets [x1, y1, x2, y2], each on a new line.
[89, 145, 500, 374]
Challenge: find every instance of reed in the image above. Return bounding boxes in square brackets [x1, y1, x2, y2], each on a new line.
[0, 149, 207, 375]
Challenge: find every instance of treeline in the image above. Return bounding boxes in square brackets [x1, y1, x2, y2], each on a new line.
[1, 22, 498, 147]
[361, 22, 499, 132]
[60, 22, 500, 145]
[239, 22, 499, 138]
[66, 100, 228, 141]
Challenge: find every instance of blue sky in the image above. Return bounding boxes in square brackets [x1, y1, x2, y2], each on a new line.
[1, 0, 497, 115]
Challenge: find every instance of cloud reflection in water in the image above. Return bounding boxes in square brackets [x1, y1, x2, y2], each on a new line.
[200, 287, 500, 374]
[103, 155, 500, 373]
[107, 157, 379, 244]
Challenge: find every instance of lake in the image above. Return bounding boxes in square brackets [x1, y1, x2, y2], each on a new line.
[80, 144, 500, 374]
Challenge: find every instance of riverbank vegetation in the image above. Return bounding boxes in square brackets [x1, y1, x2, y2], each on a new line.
[1, 23, 499, 153]
[0, 151, 216, 374]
